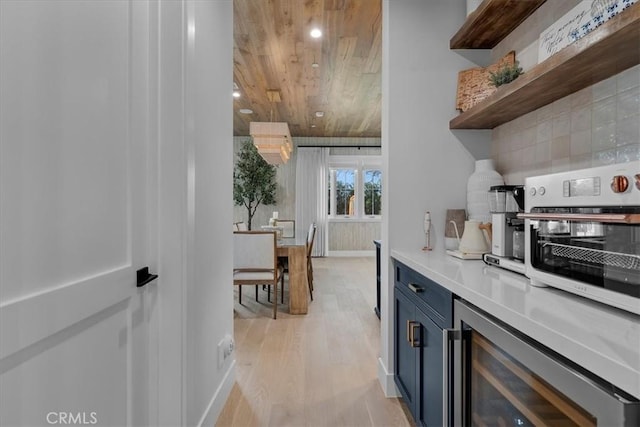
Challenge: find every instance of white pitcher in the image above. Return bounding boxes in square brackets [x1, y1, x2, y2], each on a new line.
[450, 220, 491, 254]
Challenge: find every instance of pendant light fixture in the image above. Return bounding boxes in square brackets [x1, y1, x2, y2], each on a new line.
[250, 90, 292, 165]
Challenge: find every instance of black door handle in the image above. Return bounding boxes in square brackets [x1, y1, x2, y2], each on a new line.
[137, 267, 158, 288]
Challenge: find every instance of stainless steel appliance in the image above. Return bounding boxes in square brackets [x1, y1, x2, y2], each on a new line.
[483, 185, 526, 275]
[445, 300, 640, 426]
[519, 161, 640, 314]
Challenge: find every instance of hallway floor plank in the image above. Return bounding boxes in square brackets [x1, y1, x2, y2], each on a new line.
[217, 257, 413, 427]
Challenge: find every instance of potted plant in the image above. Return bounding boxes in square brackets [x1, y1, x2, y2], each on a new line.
[233, 140, 277, 230]
[489, 61, 523, 87]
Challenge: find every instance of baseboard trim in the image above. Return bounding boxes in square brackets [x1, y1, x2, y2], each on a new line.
[377, 357, 400, 398]
[196, 359, 236, 427]
[326, 250, 375, 257]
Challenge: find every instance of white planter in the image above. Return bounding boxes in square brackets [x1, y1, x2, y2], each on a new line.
[467, 159, 503, 224]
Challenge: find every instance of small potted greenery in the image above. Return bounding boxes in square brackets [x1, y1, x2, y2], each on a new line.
[489, 61, 523, 87]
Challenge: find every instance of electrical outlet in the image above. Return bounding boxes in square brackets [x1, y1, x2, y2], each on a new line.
[217, 335, 235, 369]
[223, 334, 235, 359]
[228, 336, 235, 354]
[217, 338, 225, 369]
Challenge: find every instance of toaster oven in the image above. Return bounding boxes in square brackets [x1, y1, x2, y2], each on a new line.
[519, 161, 640, 315]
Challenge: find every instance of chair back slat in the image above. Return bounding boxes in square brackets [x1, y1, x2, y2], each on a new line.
[306, 223, 316, 257]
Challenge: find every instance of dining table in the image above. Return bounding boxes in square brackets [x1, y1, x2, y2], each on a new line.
[277, 237, 309, 314]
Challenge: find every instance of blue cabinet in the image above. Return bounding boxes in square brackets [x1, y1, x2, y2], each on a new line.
[395, 289, 418, 408]
[394, 261, 453, 426]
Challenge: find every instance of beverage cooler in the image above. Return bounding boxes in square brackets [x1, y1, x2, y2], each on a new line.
[446, 300, 640, 426]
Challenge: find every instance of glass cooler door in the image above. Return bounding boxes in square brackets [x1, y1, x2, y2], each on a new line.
[453, 300, 640, 427]
[470, 331, 595, 427]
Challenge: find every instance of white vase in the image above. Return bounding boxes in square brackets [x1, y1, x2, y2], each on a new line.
[467, 159, 504, 224]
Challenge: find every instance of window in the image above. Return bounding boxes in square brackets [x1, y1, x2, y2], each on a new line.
[333, 169, 355, 216]
[328, 156, 382, 219]
[363, 169, 381, 215]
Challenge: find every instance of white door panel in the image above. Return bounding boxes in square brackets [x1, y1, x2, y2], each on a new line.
[1, 301, 129, 426]
[0, 0, 130, 302]
[0, 267, 131, 360]
[0, 1, 156, 425]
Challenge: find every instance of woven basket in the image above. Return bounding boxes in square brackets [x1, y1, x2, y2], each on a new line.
[455, 51, 516, 112]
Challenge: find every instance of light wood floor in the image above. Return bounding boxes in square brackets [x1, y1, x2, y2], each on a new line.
[216, 257, 414, 427]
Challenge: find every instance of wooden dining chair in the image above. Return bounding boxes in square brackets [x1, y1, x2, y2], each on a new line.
[233, 231, 284, 319]
[273, 219, 294, 303]
[275, 223, 315, 305]
[306, 223, 317, 300]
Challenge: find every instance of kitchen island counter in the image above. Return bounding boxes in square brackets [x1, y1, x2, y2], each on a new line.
[391, 248, 640, 400]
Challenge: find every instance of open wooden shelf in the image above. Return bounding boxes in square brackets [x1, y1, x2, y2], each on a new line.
[450, 2, 640, 130]
[450, 0, 546, 49]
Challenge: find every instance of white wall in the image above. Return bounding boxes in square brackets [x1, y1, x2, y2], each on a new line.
[380, 0, 489, 395]
[158, 0, 234, 425]
[185, 1, 235, 425]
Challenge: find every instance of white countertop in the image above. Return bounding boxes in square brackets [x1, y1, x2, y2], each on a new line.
[391, 248, 640, 400]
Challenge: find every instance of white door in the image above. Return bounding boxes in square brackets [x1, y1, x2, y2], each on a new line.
[0, 1, 158, 425]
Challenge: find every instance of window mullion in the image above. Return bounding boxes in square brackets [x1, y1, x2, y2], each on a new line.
[330, 169, 336, 217]
[356, 167, 363, 219]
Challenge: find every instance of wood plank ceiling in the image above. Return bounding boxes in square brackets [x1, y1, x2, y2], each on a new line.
[233, 0, 382, 138]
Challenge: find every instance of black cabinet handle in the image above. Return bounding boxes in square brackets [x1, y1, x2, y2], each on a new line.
[442, 328, 462, 426]
[137, 267, 158, 288]
[408, 283, 423, 293]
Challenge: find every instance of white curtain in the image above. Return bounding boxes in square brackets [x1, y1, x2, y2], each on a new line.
[295, 147, 328, 256]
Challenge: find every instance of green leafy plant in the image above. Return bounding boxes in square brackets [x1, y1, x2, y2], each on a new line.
[233, 140, 277, 230]
[489, 61, 523, 87]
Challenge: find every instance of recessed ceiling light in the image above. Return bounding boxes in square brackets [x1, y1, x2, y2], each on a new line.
[310, 28, 322, 38]
[232, 91, 241, 98]
[239, 108, 253, 114]
[315, 111, 324, 117]
[311, 124, 316, 128]
[311, 62, 319, 68]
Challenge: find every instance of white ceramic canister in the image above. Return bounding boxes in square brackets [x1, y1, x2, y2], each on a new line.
[467, 159, 504, 224]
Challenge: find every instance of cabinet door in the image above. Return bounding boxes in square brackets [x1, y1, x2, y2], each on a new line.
[416, 307, 444, 427]
[394, 288, 417, 415]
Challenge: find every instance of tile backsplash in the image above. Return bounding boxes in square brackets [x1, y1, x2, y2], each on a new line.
[492, 65, 640, 185]
[490, 0, 640, 184]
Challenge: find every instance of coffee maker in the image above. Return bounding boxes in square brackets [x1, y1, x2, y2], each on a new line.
[483, 185, 526, 275]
